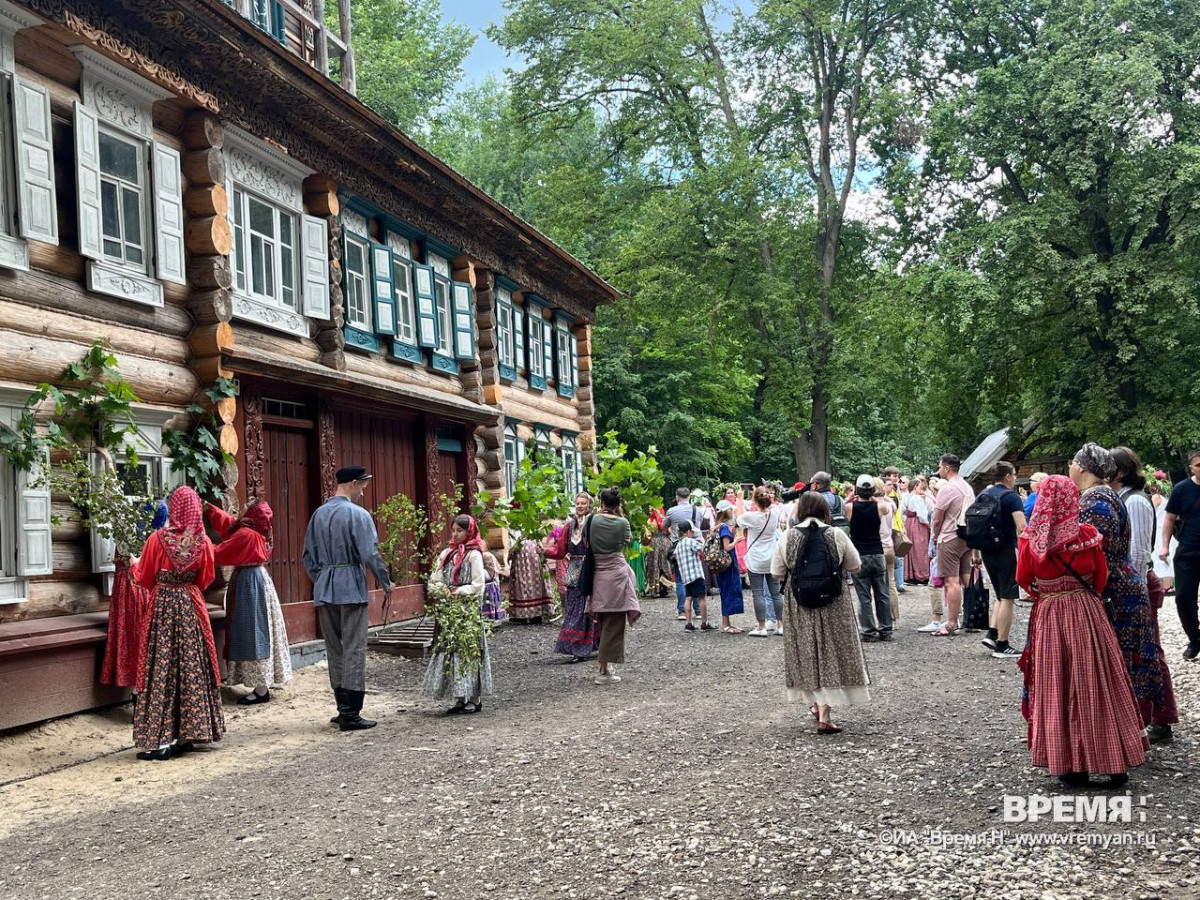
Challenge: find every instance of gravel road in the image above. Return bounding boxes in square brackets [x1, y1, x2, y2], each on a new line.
[2, 586, 1198, 900]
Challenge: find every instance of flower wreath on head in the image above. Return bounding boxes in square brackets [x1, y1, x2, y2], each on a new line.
[1144, 465, 1172, 496]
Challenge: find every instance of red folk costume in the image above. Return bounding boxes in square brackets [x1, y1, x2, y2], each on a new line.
[205, 500, 292, 692]
[131, 487, 225, 753]
[1016, 476, 1145, 777]
[99, 555, 152, 688]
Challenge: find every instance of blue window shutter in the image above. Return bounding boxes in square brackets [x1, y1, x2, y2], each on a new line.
[370, 242, 397, 336]
[570, 333, 579, 386]
[413, 262, 438, 348]
[514, 303, 526, 372]
[271, 1, 286, 42]
[451, 280, 476, 360]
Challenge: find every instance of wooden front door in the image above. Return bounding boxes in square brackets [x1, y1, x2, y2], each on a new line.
[262, 418, 320, 642]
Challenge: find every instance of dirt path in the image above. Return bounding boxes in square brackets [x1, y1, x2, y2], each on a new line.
[2, 587, 1198, 900]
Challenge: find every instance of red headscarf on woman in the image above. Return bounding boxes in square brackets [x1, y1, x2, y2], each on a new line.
[159, 486, 208, 573]
[232, 500, 274, 554]
[1025, 474, 1101, 562]
[447, 515, 485, 585]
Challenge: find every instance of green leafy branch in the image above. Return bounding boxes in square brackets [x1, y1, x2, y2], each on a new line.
[163, 378, 238, 500]
[489, 454, 568, 544]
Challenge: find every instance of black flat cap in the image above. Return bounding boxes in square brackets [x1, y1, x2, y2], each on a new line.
[336, 465, 372, 484]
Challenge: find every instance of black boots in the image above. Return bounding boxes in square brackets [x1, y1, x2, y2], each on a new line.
[331, 687, 376, 731]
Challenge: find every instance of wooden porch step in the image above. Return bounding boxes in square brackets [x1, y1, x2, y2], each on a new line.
[367, 618, 436, 659]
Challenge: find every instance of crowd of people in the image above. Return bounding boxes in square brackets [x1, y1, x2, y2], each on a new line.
[118, 443, 1200, 790]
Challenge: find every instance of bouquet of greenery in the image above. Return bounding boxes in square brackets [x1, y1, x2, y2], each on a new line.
[1144, 466, 1171, 497]
[427, 578, 494, 680]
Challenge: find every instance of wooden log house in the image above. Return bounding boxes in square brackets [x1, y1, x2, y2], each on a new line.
[0, 0, 618, 731]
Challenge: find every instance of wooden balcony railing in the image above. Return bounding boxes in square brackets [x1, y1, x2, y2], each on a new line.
[226, 0, 356, 94]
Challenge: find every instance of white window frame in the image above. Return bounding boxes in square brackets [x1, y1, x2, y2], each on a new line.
[232, 186, 300, 311]
[89, 410, 181, 593]
[0, 385, 53, 604]
[561, 434, 581, 496]
[226, 124, 327, 336]
[555, 317, 573, 388]
[343, 231, 371, 330]
[503, 423, 524, 497]
[0, 3, 60, 273]
[497, 287, 515, 371]
[73, 46, 183, 308]
[527, 308, 545, 379]
[388, 231, 417, 345]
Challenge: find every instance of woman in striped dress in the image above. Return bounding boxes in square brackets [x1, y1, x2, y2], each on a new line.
[1017, 475, 1145, 787]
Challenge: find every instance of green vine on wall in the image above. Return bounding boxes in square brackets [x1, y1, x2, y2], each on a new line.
[163, 377, 238, 500]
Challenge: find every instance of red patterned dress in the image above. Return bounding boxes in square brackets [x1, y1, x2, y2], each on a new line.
[131, 488, 225, 753]
[1017, 476, 1145, 777]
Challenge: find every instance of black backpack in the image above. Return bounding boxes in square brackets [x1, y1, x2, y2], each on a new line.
[790, 523, 842, 609]
[962, 491, 1009, 550]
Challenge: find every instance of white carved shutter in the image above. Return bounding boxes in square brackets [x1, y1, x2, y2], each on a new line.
[151, 142, 186, 284]
[156, 455, 183, 492]
[301, 214, 330, 319]
[13, 76, 58, 245]
[451, 281, 475, 359]
[73, 101, 103, 260]
[16, 451, 52, 576]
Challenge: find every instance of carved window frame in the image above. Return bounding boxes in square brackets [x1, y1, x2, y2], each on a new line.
[72, 46, 177, 308]
[225, 124, 313, 336]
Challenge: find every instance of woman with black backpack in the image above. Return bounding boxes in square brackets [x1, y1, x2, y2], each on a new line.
[771, 493, 870, 734]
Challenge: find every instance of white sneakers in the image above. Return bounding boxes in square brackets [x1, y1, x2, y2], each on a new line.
[748, 628, 771, 637]
[595, 673, 622, 685]
[917, 621, 943, 633]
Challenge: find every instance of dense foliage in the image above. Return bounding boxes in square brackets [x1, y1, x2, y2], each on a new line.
[360, 0, 1200, 485]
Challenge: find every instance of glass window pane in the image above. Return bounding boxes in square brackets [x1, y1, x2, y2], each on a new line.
[99, 133, 139, 182]
[279, 213, 293, 248]
[346, 240, 364, 274]
[101, 181, 120, 240]
[249, 197, 274, 236]
[251, 235, 266, 295]
[122, 187, 142, 248]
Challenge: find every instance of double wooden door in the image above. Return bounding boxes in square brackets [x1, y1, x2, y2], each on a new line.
[261, 418, 320, 641]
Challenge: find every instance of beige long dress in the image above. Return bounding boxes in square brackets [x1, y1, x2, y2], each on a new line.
[771, 519, 871, 707]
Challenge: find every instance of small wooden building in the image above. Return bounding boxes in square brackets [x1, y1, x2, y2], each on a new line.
[0, 0, 617, 730]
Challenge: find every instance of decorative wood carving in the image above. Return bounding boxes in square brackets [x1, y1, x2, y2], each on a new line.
[424, 423, 440, 512]
[57, 8, 219, 111]
[242, 392, 264, 503]
[18, 0, 608, 318]
[318, 398, 336, 501]
[463, 426, 477, 513]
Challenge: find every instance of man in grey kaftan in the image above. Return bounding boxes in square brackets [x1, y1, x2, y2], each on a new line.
[302, 465, 392, 731]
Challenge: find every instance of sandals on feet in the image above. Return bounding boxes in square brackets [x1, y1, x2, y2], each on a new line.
[933, 626, 960, 637]
[721, 626, 744, 634]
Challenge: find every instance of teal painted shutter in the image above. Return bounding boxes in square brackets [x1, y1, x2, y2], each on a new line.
[451, 280, 475, 359]
[514, 302, 526, 372]
[271, 1, 286, 42]
[413, 262, 437, 347]
[570, 333, 579, 385]
[370, 242, 397, 335]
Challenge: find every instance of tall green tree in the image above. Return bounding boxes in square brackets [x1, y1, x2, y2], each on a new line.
[337, 0, 475, 132]
[884, 0, 1200, 465]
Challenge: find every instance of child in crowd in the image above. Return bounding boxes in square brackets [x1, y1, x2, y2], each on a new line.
[674, 521, 713, 632]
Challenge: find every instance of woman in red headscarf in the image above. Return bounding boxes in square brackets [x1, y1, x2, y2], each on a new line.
[1016, 475, 1145, 787]
[131, 486, 224, 760]
[422, 514, 492, 714]
[205, 499, 292, 704]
